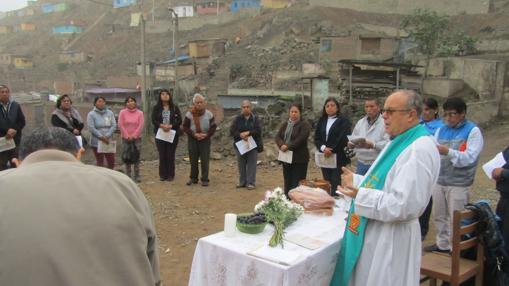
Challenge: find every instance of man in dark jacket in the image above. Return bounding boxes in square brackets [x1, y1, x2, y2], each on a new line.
[0, 84, 26, 171]
[493, 146, 509, 253]
[230, 100, 262, 190]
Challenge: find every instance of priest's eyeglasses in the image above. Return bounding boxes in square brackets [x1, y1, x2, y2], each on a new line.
[381, 108, 411, 115]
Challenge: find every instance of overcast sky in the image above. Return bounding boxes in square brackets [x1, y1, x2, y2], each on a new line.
[0, 0, 28, 12]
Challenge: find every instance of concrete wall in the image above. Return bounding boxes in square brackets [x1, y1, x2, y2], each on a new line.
[320, 36, 397, 62]
[179, 10, 259, 31]
[309, 0, 491, 15]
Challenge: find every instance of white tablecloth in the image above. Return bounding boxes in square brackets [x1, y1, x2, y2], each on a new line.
[188, 208, 348, 286]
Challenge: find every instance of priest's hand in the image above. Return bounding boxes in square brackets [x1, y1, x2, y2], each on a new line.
[341, 166, 354, 187]
[337, 185, 358, 198]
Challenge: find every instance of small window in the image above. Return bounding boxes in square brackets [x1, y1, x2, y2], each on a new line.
[320, 39, 332, 52]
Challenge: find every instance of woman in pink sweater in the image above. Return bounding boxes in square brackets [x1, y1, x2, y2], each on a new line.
[118, 96, 144, 182]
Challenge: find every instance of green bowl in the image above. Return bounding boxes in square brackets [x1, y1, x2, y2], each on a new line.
[236, 213, 267, 234]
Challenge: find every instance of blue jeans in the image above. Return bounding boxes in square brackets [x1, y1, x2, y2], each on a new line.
[356, 161, 371, 175]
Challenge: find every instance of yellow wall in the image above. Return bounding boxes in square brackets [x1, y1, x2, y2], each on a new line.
[262, 0, 289, 8]
[0, 26, 12, 34]
[189, 42, 210, 58]
[20, 23, 36, 31]
[14, 57, 33, 68]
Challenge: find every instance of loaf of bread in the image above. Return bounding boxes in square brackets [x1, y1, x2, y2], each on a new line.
[289, 186, 335, 216]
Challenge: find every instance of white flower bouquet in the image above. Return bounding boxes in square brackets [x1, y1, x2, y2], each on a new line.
[255, 187, 304, 247]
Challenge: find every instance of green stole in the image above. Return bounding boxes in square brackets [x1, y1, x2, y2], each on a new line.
[330, 124, 429, 286]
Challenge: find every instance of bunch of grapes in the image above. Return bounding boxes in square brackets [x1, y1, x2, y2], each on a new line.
[237, 213, 266, 224]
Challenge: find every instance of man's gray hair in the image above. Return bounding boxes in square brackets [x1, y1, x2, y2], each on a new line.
[19, 127, 79, 159]
[192, 93, 205, 103]
[395, 89, 423, 116]
[241, 99, 251, 106]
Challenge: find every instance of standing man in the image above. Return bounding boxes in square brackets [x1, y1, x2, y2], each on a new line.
[0, 127, 160, 286]
[492, 146, 509, 254]
[183, 93, 217, 187]
[425, 97, 484, 253]
[331, 90, 440, 286]
[230, 100, 262, 190]
[348, 97, 388, 175]
[0, 84, 25, 171]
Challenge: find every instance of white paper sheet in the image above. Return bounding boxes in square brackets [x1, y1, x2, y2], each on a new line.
[0, 137, 15, 152]
[315, 152, 337, 168]
[75, 136, 83, 148]
[483, 152, 507, 179]
[247, 244, 301, 266]
[156, 128, 176, 143]
[278, 150, 293, 164]
[97, 140, 117, 153]
[235, 136, 257, 155]
[284, 233, 326, 250]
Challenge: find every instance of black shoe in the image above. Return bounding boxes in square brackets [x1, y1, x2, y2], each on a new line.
[201, 181, 209, 187]
[424, 244, 450, 253]
[236, 184, 245, 188]
[186, 180, 198, 186]
[160, 177, 167, 181]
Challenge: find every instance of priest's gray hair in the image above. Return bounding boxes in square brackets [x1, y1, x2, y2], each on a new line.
[19, 127, 79, 159]
[396, 89, 423, 116]
[192, 93, 205, 103]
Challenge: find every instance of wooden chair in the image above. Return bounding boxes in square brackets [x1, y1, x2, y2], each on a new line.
[421, 209, 484, 286]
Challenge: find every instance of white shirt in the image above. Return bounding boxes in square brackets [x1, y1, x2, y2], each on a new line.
[320, 117, 338, 151]
[433, 126, 484, 167]
[351, 115, 389, 164]
[349, 135, 440, 286]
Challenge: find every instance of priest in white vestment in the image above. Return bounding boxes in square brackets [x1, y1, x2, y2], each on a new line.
[331, 90, 441, 286]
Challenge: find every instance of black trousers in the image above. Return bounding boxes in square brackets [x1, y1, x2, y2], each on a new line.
[321, 167, 342, 196]
[282, 162, 308, 197]
[419, 196, 433, 239]
[497, 196, 509, 254]
[0, 149, 16, 171]
[156, 138, 178, 180]
[188, 137, 211, 182]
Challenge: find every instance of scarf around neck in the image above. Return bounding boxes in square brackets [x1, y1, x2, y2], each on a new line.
[52, 107, 83, 130]
[191, 106, 206, 133]
[284, 119, 298, 144]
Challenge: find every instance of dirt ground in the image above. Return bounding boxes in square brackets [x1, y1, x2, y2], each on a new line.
[120, 120, 509, 286]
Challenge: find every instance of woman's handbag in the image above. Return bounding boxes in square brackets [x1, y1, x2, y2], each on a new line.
[122, 141, 140, 164]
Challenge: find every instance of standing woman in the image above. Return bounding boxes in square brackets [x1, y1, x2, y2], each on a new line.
[151, 89, 182, 181]
[51, 94, 84, 137]
[420, 97, 444, 135]
[275, 103, 311, 197]
[87, 96, 117, 169]
[314, 97, 351, 196]
[118, 96, 144, 182]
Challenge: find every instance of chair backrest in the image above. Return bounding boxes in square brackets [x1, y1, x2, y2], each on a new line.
[450, 209, 484, 284]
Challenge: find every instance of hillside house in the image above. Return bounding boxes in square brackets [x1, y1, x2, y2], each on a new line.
[27, 0, 38, 6]
[17, 8, 35, 17]
[319, 35, 398, 62]
[42, 3, 69, 13]
[196, 2, 229, 15]
[174, 6, 194, 18]
[20, 23, 36, 31]
[0, 54, 13, 66]
[230, 0, 260, 12]
[113, 0, 137, 8]
[59, 51, 87, 64]
[85, 88, 140, 105]
[53, 25, 83, 34]
[13, 56, 33, 69]
[0, 26, 13, 34]
[188, 38, 227, 58]
[262, 0, 291, 9]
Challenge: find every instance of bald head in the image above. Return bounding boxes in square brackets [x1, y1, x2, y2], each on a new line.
[382, 90, 422, 137]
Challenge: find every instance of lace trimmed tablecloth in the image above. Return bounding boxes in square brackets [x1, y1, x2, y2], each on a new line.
[188, 208, 348, 286]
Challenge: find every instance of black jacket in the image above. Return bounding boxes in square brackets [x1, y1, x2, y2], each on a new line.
[51, 114, 84, 135]
[151, 104, 182, 140]
[275, 120, 311, 164]
[230, 113, 262, 150]
[314, 115, 351, 167]
[0, 100, 26, 145]
[497, 146, 509, 196]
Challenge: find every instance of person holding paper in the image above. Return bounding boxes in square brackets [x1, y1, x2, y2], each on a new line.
[424, 97, 484, 254]
[51, 94, 85, 148]
[0, 84, 25, 171]
[87, 96, 117, 169]
[151, 89, 182, 182]
[183, 94, 216, 187]
[119, 96, 144, 182]
[230, 100, 262, 190]
[275, 103, 311, 197]
[348, 97, 388, 176]
[492, 146, 509, 253]
[331, 90, 440, 286]
[314, 97, 351, 195]
[0, 127, 160, 286]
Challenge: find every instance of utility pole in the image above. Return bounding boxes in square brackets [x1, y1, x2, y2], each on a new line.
[152, 0, 155, 24]
[169, 7, 183, 104]
[140, 14, 150, 135]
